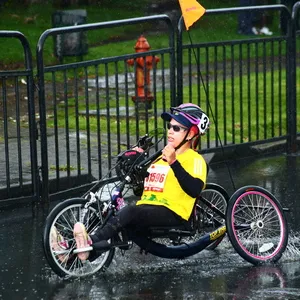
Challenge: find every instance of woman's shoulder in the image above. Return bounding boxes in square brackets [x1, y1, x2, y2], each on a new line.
[180, 149, 205, 161]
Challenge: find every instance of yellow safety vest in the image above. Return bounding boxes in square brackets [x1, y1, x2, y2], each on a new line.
[136, 149, 207, 220]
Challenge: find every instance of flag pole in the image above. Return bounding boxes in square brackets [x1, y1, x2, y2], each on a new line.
[177, 1, 236, 190]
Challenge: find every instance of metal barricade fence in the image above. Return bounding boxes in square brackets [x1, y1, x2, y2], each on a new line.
[0, 31, 39, 204]
[294, 2, 300, 139]
[0, 5, 299, 205]
[176, 4, 296, 155]
[36, 15, 175, 203]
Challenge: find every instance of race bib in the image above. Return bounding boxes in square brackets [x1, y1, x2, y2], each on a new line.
[144, 164, 170, 192]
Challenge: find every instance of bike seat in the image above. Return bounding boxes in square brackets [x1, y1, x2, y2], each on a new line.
[146, 223, 195, 238]
[144, 201, 198, 239]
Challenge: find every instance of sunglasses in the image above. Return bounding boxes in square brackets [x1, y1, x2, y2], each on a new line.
[167, 122, 188, 132]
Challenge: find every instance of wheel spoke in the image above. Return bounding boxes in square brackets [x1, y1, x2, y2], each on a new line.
[227, 187, 288, 264]
[44, 198, 114, 277]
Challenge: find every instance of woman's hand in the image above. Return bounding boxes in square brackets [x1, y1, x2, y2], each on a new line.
[162, 144, 176, 165]
[132, 146, 144, 153]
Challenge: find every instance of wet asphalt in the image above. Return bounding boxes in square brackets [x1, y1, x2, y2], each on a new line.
[1, 149, 300, 300]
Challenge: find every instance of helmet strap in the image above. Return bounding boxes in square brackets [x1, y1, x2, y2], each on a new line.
[191, 135, 200, 150]
[174, 130, 191, 151]
[175, 129, 200, 151]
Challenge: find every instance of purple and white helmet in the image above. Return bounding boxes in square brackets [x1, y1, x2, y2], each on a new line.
[161, 103, 209, 135]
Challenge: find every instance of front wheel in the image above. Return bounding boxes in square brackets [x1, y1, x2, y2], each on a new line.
[43, 198, 115, 278]
[226, 186, 288, 265]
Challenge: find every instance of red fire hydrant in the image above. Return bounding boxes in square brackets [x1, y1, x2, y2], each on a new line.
[127, 35, 160, 109]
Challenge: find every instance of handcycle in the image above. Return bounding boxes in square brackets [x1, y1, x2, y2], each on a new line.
[43, 129, 288, 278]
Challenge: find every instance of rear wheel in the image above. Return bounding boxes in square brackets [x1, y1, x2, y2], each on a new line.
[43, 198, 115, 278]
[226, 186, 288, 265]
[197, 183, 229, 250]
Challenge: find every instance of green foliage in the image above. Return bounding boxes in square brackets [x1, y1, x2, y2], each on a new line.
[199, 70, 287, 143]
[0, 0, 281, 68]
[46, 93, 169, 136]
[0, 2, 150, 67]
[45, 68, 288, 143]
[0, 0, 294, 144]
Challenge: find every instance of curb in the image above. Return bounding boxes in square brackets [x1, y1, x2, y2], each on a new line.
[207, 139, 300, 165]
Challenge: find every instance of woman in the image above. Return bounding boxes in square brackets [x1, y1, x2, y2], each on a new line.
[73, 103, 210, 261]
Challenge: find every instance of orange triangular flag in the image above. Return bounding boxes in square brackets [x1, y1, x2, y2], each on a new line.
[178, 0, 206, 30]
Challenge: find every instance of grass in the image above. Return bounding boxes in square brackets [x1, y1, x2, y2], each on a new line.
[0, 0, 148, 67]
[0, 1, 296, 144]
[0, 0, 284, 68]
[46, 68, 288, 143]
[46, 93, 170, 137]
[205, 71, 287, 143]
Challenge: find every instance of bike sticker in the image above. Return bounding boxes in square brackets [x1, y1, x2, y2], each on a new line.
[210, 226, 226, 241]
[116, 197, 126, 210]
[144, 164, 170, 192]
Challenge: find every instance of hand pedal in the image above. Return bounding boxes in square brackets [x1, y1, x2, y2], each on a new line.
[92, 240, 111, 251]
[93, 240, 131, 251]
[73, 246, 93, 254]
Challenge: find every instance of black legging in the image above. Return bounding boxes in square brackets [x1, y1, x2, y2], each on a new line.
[280, 0, 298, 34]
[90, 204, 187, 244]
[238, 0, 257, 34]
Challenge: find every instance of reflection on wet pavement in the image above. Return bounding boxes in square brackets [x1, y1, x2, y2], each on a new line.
[1, 152, 300, 299]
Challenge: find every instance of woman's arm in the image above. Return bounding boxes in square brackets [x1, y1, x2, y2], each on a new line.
[170, 160, 205, 198]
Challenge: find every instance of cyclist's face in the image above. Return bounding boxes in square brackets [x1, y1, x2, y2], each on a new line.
[167, 119, 188, 147]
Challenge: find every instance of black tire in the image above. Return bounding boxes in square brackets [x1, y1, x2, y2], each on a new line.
[43, 198, 115, 278]
[226, 186, 288, 265]
[198, 183, 229, 250]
